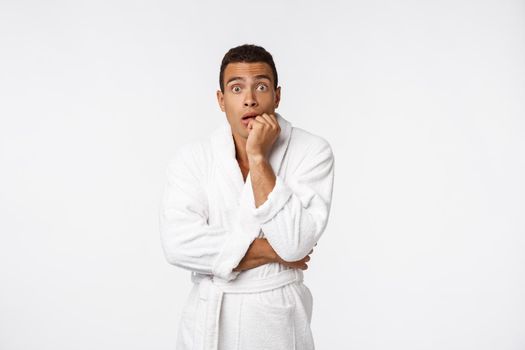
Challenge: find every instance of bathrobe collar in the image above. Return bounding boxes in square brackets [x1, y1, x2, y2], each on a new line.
[210, 112, 293, 198]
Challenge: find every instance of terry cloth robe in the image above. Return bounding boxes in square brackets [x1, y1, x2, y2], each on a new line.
[159, 112, 335, 350]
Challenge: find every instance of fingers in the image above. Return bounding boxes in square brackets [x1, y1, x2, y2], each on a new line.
[256, 113, 279, 130]
[259, 113, 278, 128]
[281, 260, 309, 270]
[296, 262, 308, 270]
[279, 249, 316, 270]
[254, 115, 270, 128]
[299, 255, 311, 270]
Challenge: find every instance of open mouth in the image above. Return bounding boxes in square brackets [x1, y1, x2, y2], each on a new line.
[241, 113, 258, 127]
[242, 113, 258, 120]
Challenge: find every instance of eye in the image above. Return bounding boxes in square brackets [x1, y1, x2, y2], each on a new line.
[257, 83, 268, 91]
[231, 86, 241, 93]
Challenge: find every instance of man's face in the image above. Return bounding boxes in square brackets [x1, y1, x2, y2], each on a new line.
[217, 62, 281, 140]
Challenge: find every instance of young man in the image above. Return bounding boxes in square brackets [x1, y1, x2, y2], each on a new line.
[160, 44, 335, 350]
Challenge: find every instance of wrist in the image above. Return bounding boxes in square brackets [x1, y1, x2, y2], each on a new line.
[257, 238, 278, 263]
[247, 153, 266, 164]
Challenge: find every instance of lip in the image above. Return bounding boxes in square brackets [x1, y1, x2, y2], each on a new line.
[242, 112, 260, 119]
[241, 112, 259, 127]
[241, 116, 256, 127]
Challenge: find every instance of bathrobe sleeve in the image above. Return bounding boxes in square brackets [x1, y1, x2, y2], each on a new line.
[159, 144, 261, 281]
[249, 139, 335, 262]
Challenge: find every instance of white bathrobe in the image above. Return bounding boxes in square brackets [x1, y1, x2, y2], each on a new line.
[159, 112, 335, 350]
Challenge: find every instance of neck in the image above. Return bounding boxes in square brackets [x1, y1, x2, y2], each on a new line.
[232, 132, 249, 167]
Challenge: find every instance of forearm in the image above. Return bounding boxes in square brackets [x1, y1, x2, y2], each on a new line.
[247, 141, 335, 262]
[233, 236, 313, 272]
[248, 155, 276, 208]
[233, 238, 277, 272]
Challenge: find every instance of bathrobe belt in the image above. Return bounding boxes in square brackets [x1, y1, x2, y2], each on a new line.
[191, 268, 304, 350]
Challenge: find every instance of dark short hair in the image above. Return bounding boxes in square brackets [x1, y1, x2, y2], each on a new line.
[219, 44, 278, 93]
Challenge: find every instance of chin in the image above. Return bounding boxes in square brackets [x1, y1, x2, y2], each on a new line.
[231, 126, 248, 139]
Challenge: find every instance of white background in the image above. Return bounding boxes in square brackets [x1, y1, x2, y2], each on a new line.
[1, 0, 524, 349]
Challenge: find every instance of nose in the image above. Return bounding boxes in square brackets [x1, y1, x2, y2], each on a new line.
[243, 90, 258, 107]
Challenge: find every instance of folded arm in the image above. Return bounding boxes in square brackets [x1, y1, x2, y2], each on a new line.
[234, 237, 313, 272]
[159, 145, 262, 281]
[247, 140, 335, 262]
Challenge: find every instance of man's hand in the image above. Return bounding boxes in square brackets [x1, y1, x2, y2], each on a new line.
[233, 238, 274, 272]
[273, 246, 315, 270]
[233, 237, 315, 272]
[246, 113, 280, 159]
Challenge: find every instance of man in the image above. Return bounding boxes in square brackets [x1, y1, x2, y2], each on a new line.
[159, 44, 335, 350]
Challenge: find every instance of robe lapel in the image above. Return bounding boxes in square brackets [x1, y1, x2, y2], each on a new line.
[210, 112, 292, 207]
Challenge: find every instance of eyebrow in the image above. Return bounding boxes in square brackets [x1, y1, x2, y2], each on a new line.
[226, 74, 272, 86]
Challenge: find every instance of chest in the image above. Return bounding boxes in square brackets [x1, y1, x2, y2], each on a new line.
[239, 162, 249, 183]
[204, 147, 295, 226]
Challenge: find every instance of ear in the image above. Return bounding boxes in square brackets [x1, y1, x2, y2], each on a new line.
[274, 86, 281, 109]
[216, 89, 225, 112]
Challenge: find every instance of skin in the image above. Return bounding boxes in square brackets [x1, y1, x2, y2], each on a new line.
[217, 62, 314, 272]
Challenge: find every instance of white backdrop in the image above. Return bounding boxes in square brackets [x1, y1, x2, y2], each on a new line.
[1, 0, 524, 349]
